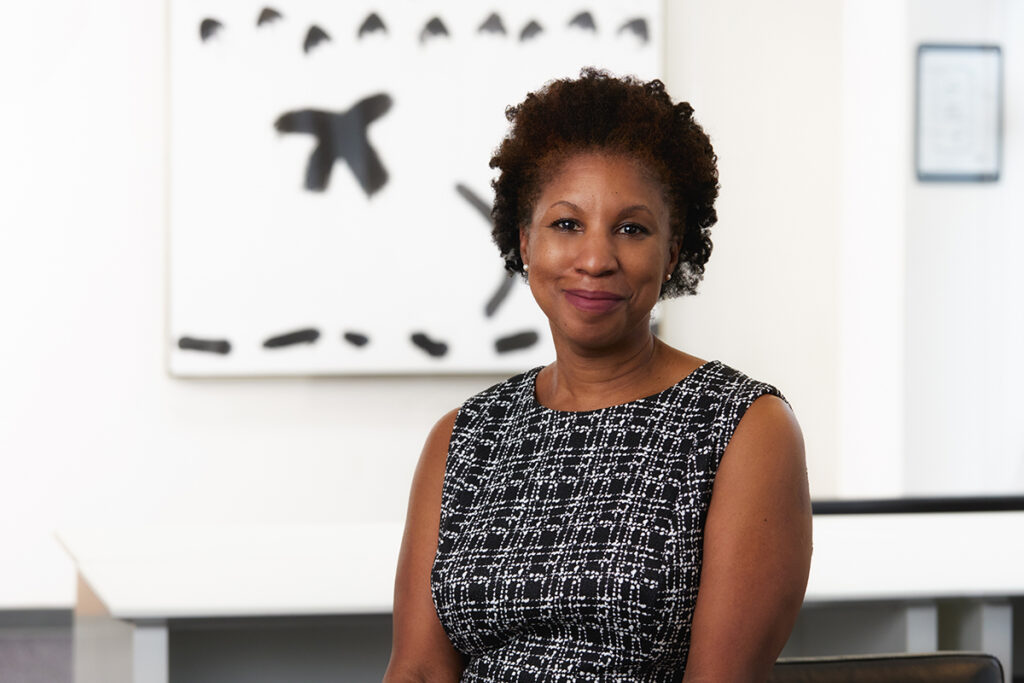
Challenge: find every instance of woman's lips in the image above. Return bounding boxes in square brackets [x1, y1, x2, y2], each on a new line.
[564, 289, 626, 313]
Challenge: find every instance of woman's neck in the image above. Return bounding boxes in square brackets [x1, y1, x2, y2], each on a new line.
[539, 331, 678, 412]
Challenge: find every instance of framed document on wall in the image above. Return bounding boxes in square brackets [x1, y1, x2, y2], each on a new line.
[915, 44, 1002, 182]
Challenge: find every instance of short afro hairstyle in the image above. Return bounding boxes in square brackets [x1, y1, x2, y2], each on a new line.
[489, 68, 719, 298]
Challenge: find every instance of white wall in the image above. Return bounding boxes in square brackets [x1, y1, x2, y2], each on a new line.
[835, 0, 910, 498]
[661, 0, 844, 497]
[903, 0, 1024, 494]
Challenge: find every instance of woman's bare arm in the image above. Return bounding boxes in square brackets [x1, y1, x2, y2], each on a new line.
[383, 409, 466, 683]
[682, 394, 812, 683]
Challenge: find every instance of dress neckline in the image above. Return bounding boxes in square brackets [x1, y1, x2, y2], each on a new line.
[527, 360, 720, 416]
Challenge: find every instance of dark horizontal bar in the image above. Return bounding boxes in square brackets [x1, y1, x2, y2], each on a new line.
[812, 496, 1024, 515]
[0, 609, 72, 628]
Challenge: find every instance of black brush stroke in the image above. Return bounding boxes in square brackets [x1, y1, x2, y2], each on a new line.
[303, 25, 331, 53]
[411, 332, 448, 358]
[199, 18, 223, 42]
[618, 17, 649, 43]
[454, 183, 515, 318]
[358, 12, 386, 37]
[478, 13, 506, 35]
[257, 7, 282, 26]
[275, 93, 393, 195]
[420, 17, 449, 43]
[495, 331, 538, 354]
[178, 337, 231, 355]
[343, 331, 370, 347]
[484, 274, 515, 318]
[568, 11, 596, 31]
[263, 328, 320, 348]
[455, 183, 491, 219]
[519, 20, 543, 41]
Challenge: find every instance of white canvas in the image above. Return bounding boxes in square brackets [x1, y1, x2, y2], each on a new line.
[169, 0, 661, 375]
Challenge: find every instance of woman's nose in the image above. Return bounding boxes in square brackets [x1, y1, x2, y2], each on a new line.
[574, 231, 618, 277]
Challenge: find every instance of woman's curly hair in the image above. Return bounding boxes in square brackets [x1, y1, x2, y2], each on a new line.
[490, 68, 719, 298]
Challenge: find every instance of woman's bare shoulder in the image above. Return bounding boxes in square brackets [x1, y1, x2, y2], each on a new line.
[425, 408, 460, 460]
[384, 407, 465, 682]
[684, 391, 810, 682]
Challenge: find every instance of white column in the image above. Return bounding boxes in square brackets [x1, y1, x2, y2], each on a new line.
[131, 621, 169, 683]
[904, 602, 939, 652]
[74, 614, 133, 683]
[837, 0, 909, 498]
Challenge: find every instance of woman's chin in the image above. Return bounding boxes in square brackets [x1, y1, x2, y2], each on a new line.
[550, 318, 652, 354]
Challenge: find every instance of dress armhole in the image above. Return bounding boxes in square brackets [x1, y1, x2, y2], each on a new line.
[712, 378, 785, 471]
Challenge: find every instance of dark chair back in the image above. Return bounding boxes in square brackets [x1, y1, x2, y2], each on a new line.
[769, 652, 1004, 683]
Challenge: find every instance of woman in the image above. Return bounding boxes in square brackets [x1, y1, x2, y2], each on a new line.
[385, 69, 811, 682]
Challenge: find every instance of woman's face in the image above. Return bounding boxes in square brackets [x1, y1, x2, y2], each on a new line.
[520, 153, 680, 352]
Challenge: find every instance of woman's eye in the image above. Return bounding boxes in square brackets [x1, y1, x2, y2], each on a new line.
[551, 219, 579, 232]
[618, 223, 648, 236]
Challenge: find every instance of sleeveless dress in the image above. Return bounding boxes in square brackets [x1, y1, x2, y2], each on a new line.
[430, 361, 782, 682]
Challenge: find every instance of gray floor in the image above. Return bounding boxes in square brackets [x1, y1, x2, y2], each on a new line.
[0, 610, 72, 683]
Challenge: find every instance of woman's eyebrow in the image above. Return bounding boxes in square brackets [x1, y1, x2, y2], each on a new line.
[548, 200, 582, 212]
[616, 204, 656, 221]
[547, 201, 654, 215]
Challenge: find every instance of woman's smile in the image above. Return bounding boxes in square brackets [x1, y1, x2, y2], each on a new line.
[563, 288, 626, 313]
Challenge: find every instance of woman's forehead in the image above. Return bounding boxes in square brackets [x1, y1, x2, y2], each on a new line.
[533, 151, 671, 211]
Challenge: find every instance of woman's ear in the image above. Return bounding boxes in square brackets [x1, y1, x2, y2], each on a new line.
[519, 226, 530, 269]
[666, 237, 682, 277]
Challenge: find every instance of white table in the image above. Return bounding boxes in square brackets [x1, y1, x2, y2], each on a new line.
[59, 512, 1024, 683]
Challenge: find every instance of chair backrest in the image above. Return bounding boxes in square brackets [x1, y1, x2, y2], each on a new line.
[769, 652, 1004, 683]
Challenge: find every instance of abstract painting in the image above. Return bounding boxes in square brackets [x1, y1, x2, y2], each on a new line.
[169, 0, 661, 375]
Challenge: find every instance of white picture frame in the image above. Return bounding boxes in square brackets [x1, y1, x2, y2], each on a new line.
[915, 44, 1002, 182]
[168, 1, 662, 376]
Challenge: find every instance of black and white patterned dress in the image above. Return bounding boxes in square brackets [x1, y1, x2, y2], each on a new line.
[431, 361, 782, 682]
